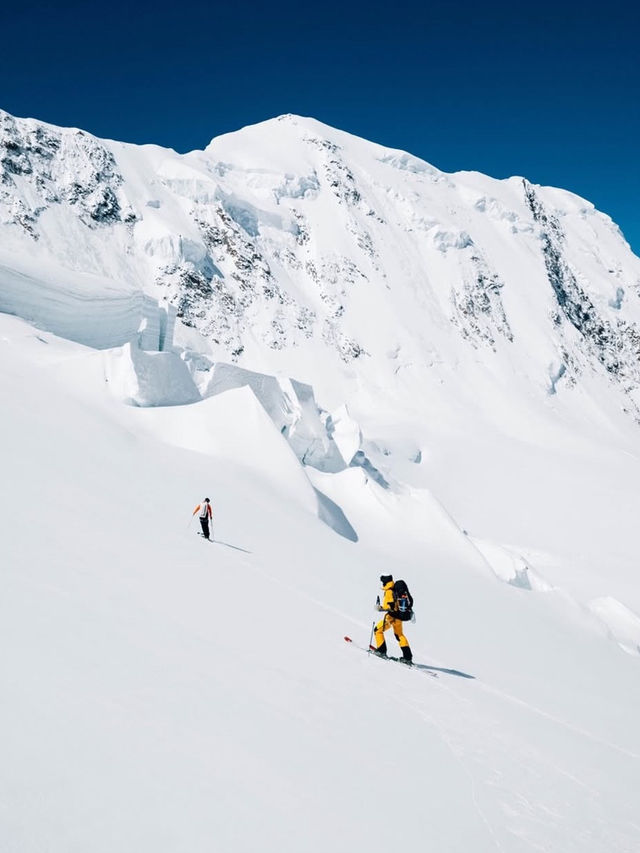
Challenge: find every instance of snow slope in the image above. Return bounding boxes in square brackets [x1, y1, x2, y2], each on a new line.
[2, 314, 640, 853]
[2, 108, 640, 851]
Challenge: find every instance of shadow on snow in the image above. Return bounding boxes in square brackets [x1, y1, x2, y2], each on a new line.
[414, 663, 475, 679]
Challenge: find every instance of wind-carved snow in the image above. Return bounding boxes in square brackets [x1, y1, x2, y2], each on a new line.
[473, 195, 533, 234]
[274, 171, 320, 203]
[469, 538, 640, 661]
[379, 151, 446, 182]
[588, 597, 640, 656]
[471, 537, 554, 592]
[102, 344, 363, 537]
[0, 254, 165, 350]
[433, 228, 474, 253]
[105, 341, 200, 407]
[204, 362, 352, 473]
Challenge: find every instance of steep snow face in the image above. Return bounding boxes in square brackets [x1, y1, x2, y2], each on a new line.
[2, 108, 640, 415]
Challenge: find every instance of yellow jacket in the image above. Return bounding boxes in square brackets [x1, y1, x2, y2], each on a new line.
[380, 580, 395, 611]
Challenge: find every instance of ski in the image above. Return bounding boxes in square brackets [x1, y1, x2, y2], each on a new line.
[343, 636, 438, 677]
[344, 636, 475, 679]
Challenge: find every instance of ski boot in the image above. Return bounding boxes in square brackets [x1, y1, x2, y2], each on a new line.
[371, 642, 388, 658]
[399, 646, 413, 665]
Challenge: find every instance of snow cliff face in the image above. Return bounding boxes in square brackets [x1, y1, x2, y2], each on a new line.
[2, 108, 640, 421]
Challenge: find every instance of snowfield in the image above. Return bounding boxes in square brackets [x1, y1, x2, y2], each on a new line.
[1, 109, 640, 852]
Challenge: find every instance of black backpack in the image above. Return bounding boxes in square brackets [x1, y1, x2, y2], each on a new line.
[392, 579, 414, 621]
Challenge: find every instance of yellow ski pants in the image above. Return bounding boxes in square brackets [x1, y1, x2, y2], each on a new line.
[375, 613, 410, 649]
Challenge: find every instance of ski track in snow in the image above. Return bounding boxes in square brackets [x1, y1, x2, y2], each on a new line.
[478, 682, 640, 760]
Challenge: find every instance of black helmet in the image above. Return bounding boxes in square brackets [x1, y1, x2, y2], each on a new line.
[380, 574, 393, 585]
[204, 497, 210, 503]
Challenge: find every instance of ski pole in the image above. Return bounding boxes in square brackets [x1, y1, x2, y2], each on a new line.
[368, 595, 382, 652]
[368, 598, 379, 651]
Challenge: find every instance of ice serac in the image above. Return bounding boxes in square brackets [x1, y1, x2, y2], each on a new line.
[105, 341, 200, 407]
[203, 362, 348, 471]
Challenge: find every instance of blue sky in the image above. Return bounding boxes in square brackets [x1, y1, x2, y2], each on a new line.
[2, 0, 638, 253]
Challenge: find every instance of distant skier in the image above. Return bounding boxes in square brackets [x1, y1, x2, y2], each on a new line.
[374, 574, 413, 662]
[193, 498, 213, 540]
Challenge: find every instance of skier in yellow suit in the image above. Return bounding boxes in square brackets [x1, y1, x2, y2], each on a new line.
[374, 574, 413, 662]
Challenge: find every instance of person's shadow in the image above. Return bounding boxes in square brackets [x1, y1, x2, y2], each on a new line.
[214, 540, 252, 554]
[413, 663, 475, 679]
[197, 532, 252, 553]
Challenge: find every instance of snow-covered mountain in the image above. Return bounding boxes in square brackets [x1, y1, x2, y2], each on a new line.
[2, 109, 640, 852]
[2, 108, 640, 400]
